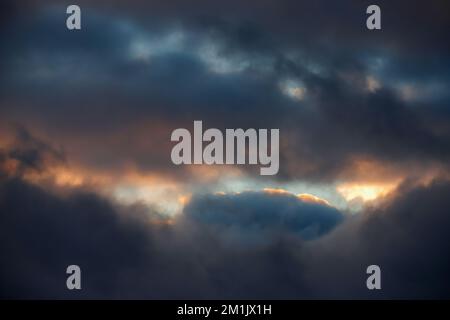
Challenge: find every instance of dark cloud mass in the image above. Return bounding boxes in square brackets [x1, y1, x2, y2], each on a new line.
[1, 140, 450, 298]
[1, 0, 450, 299]
[184, 191, 343, 241]
[0, 0, 449, 180]
[1, 169, 450, 298]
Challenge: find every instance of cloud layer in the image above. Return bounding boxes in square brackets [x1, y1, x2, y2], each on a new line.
[1, 0, 450, 299]
[1, 0, 449, 183]
[1, 169, 450, 298]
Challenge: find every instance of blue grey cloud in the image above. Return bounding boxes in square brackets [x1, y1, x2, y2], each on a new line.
[183, 191, 343, 241]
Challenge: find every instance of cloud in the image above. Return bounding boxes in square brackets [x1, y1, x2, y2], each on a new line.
[1, 1, 449, 185]
[1, 1, 450, 299]
[0, 125, 65, 178]
[183, 190, 343, 242]
[1, 160, 450, 298]
[302, 180, 450, 298]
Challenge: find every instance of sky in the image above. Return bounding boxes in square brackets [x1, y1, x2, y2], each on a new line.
[1, 0, 450, 299]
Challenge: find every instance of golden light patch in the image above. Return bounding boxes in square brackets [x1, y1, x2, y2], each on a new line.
[178, 194, 192, 206]
[339, 157, 404, 183]
[297, 193, 330, 206]
[263, 187, 291, 195]
[264, 188, 330, 205]
[53, 169, 85, 187]
[337, 182, 397, 202]
[15, 162, 188, 215]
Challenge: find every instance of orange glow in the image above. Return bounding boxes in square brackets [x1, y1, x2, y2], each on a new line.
[263, 187, 291, 195]
[12, 162, 188, 215]
[264, 188, 330, 205]
[178, 194, 191, 206]
[187, 165, 243, 183]
[21, 166, 112, 188]
[297, 193, 330, 206]
[53, 169, 85, 187]
[339, 157, 404, 183]
[337, 182, 397, 202]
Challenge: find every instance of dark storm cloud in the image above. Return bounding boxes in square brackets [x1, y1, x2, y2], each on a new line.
[183, 191, 343, 241]
[0, 0, 449, 182]
[278, 78, 450, 181]
[302, 180, 450, 298]
[1, 168, 450, 298]
[0, 173, 324, 299]
[1, 0, 449, 301]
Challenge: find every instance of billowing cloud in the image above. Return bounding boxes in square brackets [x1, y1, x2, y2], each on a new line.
[183, 189, 343, 241]
[1, 165, 450, 298]
[302, 180, 450, 298]
[1, 0, 449, 185]
[1, 0, 450, 299]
